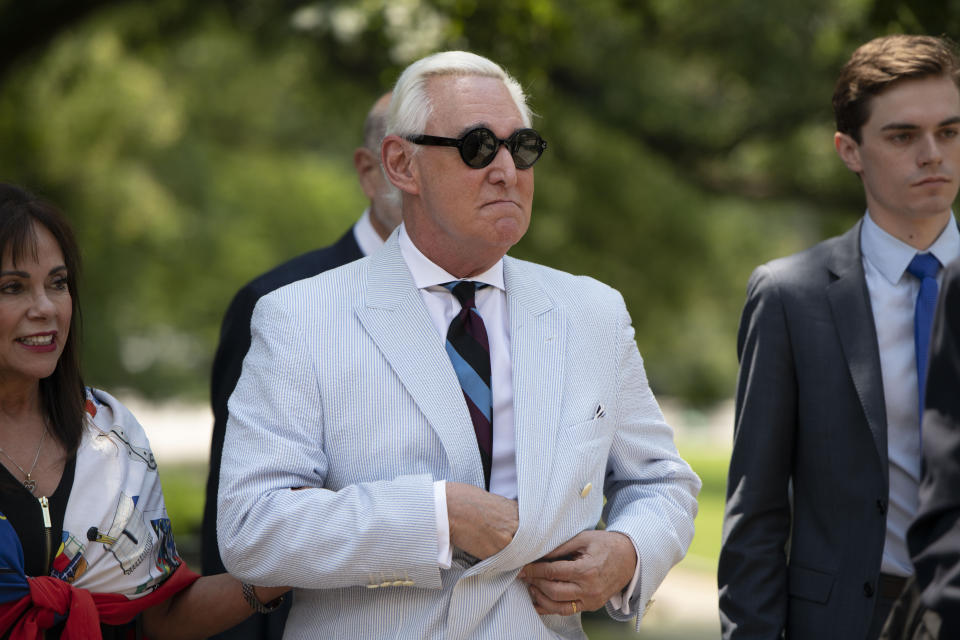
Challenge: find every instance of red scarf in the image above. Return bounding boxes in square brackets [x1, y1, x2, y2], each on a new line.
[0, 563, 199, 639]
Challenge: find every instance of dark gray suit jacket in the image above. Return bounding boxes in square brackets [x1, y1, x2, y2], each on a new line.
[719, 220, 891, 639]
[907, 257, 960, 637]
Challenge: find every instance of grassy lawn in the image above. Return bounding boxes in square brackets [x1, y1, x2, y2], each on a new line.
[679, 443, 729, 572]
[159, 463, 207, 568]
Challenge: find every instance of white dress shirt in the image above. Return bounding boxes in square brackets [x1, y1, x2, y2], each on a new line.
[397, 224, 640, 613]
[352, 208, 386, 256]
[860, 211, 960, 576]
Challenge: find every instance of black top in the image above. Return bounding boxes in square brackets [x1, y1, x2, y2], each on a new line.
[0, 456, 136, 639]
[0, 455, 75, 577]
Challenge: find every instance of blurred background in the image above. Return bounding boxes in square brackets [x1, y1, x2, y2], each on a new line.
[2, 0, 958, 637]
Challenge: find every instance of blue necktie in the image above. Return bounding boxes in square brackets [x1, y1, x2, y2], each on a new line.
[443, 281, 493, 488]
[907, 253, 941, 420]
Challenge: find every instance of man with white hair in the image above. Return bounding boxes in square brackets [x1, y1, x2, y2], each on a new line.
[217, 51, 699, 639]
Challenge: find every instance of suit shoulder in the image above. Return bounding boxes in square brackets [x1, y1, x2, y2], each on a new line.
[749, 229, 854, 296]
[241, 234, 362, 299]
[257, 254, 368, 315]
[511, 258, 624, 308]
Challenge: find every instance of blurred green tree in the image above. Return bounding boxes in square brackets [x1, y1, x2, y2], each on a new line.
[0, 0, 955, 404]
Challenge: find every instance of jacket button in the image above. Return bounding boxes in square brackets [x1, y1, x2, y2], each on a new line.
[863, 582, 874, 597]
[580, 483, 593, 498]
[876, 499, 886, 515]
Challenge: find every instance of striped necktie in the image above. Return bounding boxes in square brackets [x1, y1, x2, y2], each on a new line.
[907, 252, 941, 421]
[443, 281, 492, 488]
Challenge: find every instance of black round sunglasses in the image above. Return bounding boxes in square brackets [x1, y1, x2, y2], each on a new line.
[406, 127, 547, 169]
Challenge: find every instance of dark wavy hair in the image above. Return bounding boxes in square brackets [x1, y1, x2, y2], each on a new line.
[0, 184, 85, 456]
[834, 34, 960, 143]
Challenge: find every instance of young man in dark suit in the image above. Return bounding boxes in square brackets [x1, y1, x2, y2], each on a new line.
[201, 92, 400, 640]
[720, 35, 960, 640]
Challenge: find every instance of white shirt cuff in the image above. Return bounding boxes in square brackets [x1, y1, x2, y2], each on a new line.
[434, 480, 452, 569]
[607, 537, 641, 615]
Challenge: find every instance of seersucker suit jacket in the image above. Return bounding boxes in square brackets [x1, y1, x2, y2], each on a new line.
[217, 231, 700, 640]
[203, 226, 364, 640]
[204, 227, 363, 577]
[719, 219, 894, 639]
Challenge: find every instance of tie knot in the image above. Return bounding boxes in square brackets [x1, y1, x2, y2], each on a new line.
[907, 253, 941, 281]
[442, 281, 485, 307]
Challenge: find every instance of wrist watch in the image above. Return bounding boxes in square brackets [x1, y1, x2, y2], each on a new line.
[241, 582, 284, 614]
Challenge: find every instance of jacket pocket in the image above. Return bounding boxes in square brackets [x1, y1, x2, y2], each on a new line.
[788, 564, 835, 604]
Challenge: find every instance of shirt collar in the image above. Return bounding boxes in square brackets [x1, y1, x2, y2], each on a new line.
[397, 224, 505, 292]
[353, 208, 386, 257]
[861, 210, 960, 285]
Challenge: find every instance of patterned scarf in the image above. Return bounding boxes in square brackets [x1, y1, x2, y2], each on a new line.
[0, 388, 199, 639]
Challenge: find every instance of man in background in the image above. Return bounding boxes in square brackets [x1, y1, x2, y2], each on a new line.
[201, 92, 400, 640]
[720, 35, 960, 639]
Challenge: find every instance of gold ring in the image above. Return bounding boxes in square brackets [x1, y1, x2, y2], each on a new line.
[571, 601, 578, 614]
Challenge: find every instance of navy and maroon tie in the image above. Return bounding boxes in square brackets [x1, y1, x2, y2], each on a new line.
[442, 281, 493, 488]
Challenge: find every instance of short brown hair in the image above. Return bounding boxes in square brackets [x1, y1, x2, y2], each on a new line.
[833, 35, 960, 142]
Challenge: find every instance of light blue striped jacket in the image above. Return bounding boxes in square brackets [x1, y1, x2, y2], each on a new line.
[218, 232, 700, 639]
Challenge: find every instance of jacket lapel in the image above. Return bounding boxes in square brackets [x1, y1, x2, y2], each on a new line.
[354, 235, 485, 487]
[503, 258, 566, 537]
[825, 220, 888, 468]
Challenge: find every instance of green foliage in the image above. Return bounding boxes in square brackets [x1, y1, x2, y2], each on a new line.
[158, 463, 207, 568]
[681, 445, 731, 568]
[0, 0, 954, 403]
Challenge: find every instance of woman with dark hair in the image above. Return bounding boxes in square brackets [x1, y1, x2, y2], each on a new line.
[0, 184, 288, 639]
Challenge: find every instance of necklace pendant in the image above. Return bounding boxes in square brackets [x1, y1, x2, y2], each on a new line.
[23, 474, 36, 494]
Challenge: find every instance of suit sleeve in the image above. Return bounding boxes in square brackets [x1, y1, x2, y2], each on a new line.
[908, 262, 960, 636]
[216, 292, 443, 590]
[601, 290, 702, 624]
[718, 265, 796, 639]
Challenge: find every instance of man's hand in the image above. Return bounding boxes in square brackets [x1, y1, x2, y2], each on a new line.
[446, 482, 519, 560]
[518, 530, 637, 615]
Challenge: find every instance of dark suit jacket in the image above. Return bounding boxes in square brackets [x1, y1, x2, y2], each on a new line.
[907, 257, 960, 637]
[201, 227, 363, 640]
[719, 220, 892, 639]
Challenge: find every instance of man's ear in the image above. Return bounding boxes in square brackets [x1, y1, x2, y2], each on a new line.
[353, 147, 380, 200]
[382, 135, 420, 195]
[834, 131, 863, 174]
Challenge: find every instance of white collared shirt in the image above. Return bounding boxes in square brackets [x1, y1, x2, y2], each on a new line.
[860, 211, 960, 576]
[398, 223, 518, 494]
[352, 208, 386, 257]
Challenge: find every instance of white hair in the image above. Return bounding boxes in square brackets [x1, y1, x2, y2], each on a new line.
[386, 51, 531, 137]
